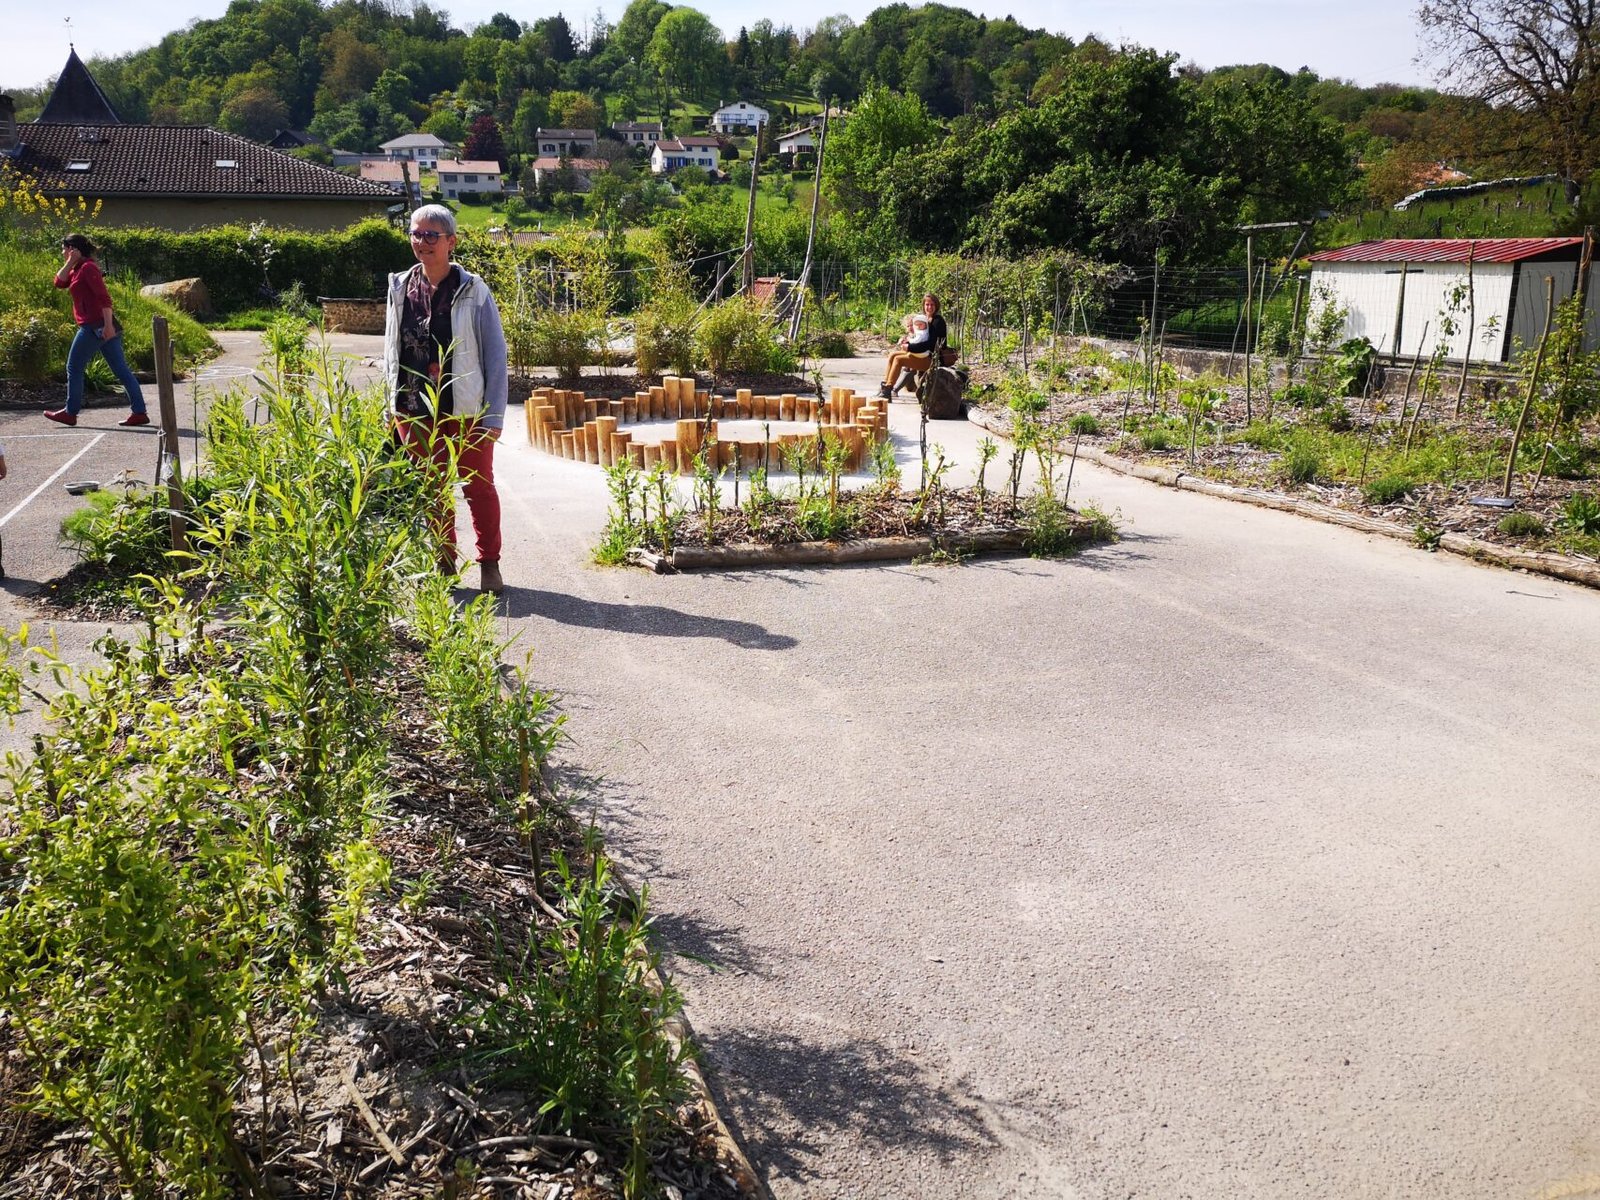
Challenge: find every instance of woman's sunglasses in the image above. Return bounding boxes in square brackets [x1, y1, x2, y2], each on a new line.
[409, 229, 448, 244]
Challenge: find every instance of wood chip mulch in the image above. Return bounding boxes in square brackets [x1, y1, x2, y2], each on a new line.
[0, 639, 746, 1200]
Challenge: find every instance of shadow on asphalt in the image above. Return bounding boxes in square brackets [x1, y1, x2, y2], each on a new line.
[704, 1026, 997, 1188]
[497, 586, 798, 649]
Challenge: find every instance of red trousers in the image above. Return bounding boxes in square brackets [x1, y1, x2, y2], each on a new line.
[396, 417, 502, 564]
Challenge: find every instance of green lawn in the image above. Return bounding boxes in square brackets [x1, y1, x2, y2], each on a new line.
[1320, 180, 1576, 248]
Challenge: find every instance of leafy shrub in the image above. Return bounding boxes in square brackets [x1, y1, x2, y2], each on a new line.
[60, 489, 171, 574]
[1068, 412, 1101, 435]
[633, 295, 697, 377]
[1498, 511, 1547, 538]
[530, 310, 600, 380]
[1557, 491, 1600, 536]
[1280, 441, 1323, 485]
[0, 305, 65, 383]
[805, 330, 852, 358]
[1138, 425, 1176, 452]
[1318, 401, 1354, 431]
[696, 296, 780, 374]
[1235, 420, 1287, 450]
[1362, 474, 1416, 505]
[462, 854, 687, 1199]
[95, 219, 411, 314]
[1275, 382, 1321, 409]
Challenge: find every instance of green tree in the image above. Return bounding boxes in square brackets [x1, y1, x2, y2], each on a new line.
[647, 8, 725, 106]
[615, 0, 673, 62]
[823, 85, 937, 216]
[219, 86, 290, 140]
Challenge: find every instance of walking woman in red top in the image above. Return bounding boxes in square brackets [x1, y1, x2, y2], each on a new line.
[47, 234, 149, 427]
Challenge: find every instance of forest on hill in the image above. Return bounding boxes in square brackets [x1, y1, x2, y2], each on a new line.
[4, 0, 1585, 266]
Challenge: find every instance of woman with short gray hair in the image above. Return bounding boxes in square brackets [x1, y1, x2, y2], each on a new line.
[384, 204, 510, 595]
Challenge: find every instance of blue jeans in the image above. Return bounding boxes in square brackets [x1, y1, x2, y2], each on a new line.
[65, 324, 147, 417]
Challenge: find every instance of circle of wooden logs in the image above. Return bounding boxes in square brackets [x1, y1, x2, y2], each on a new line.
[522, 376, 889, 474]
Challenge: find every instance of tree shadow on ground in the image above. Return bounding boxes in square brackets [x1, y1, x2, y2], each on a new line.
[496, 587, 798, 649]
[702, 1026, 997, 1188]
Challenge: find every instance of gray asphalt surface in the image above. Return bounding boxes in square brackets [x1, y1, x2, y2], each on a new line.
[4, 335, 1599, 1199]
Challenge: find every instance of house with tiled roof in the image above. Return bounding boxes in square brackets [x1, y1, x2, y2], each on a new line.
[1, 52, 398, 231]
[650, 136, 721, 175]
[378, 132, 457, 170]
[535, 128, 596, 157]
[435, 159, 504, 199]
[613, 121, 662, 146]
[528, 157, 609, 193]
[359, 159, 422, 202]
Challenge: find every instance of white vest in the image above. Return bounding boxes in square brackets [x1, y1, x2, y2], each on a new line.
[383, 266, 489, 418]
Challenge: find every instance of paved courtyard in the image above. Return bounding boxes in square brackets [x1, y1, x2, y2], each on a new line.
[2, 334, 1598, 1198]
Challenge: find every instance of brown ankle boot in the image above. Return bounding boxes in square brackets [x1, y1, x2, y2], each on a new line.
[479, 561, 504, 595]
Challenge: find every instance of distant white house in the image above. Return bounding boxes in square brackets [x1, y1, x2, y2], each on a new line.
[1305, 237, 1600, 363]
[536, 127, 596, 156]
[709, 101, 768, 133]
[358, 159, 423, 202]
[436, 159, 504, 199]
[614, 121, 662, 145]
[776, 126, 816, 156]
[650, 136, 721, 175]
[529, 157, 608, 193]
[379, 132, 457, 169]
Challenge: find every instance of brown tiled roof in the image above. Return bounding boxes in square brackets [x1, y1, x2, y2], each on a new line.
[13, 123, 399, 200]
[359, 159, 407, 182]
[435, 159, 503, 174]
[530, 157, 608, 172]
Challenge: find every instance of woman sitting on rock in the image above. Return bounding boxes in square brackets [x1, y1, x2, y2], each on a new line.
[878, 293, 946, 400]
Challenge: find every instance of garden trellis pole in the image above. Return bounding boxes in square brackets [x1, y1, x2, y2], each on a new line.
[1453, 242, 1476, 416]
[1243, 233, 1253, 420]
[1501, 276, 1556, 497]
[788, 102, 831, 343]
[741, 122, 762, 295]
[151, 316, 187, 555]
[1531, 227, 1595, 495]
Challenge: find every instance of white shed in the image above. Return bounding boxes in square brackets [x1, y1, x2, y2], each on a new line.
[1305, 238, 1599, 363]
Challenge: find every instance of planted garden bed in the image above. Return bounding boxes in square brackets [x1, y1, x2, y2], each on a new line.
[0, 324, 759, 1200]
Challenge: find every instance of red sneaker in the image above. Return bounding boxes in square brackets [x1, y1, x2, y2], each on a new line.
[44, 409, 77, 427]
[118, 412, 151, 427]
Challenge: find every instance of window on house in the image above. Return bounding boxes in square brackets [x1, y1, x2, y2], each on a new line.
[465, 174, 477, 183]
[66, 161, 91, 171]
[215, 159, 237, 168]
[447, 189, 457, 198]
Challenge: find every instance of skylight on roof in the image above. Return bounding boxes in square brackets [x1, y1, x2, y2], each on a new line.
[215, 159, 237, 168]
[66, 161, 91, 171]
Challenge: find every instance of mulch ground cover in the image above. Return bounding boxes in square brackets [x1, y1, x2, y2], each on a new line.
[976, 380, 1600, 562]
[667, 485, 1063, 551]
[0, 630, 745, 1200]
[512, 370, 817, 403]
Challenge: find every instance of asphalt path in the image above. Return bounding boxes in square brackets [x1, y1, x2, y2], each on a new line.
[3, 336, 1599, 1198]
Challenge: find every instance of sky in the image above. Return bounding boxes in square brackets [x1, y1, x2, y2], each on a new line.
[1, 0, 1431, 96]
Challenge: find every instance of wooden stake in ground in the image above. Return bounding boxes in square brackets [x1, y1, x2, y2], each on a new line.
[740, 122, 762, 295]
[1502, 276, 1556, 498]
[1242, 236, 1253, 422]
[1453, 242, 1475, 416]
[1393, 321, 1430, 436]
[1530, 226, 1595, 496]
[151, 316, 187, 554]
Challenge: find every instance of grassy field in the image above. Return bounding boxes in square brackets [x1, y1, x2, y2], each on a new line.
[1320, 180, 1577, 247]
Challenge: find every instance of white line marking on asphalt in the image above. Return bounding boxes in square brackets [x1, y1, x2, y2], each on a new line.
[0, 432, 108, 528]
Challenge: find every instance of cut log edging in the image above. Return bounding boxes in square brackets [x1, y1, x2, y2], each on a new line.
[965, 406, 1600, 591]
[627, 526, 1091, 573]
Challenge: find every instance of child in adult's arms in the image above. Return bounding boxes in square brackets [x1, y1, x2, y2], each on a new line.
[879, 293, 946, 399]
[46, 234, 150, 428]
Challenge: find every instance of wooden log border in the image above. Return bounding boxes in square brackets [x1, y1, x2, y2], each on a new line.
[967, 407, 1600, 591]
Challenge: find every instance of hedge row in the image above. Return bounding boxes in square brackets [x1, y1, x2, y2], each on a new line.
[94, 220, 413, 314]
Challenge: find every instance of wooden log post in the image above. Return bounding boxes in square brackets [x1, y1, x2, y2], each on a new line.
[642, 442, 661, 469]
[151, 317, 188, 554]
[595, 416, 619, 467]
[609, 431, 632, 467]
[627, 442, 647, 469]
[649, 385, 666, 420]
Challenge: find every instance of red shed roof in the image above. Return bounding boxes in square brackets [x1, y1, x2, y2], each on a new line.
[1308, 238, 1583, 264]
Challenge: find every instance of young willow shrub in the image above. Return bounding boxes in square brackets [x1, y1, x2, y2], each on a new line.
[696, 296, 780, 375]
[633, 293, 698, 377]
